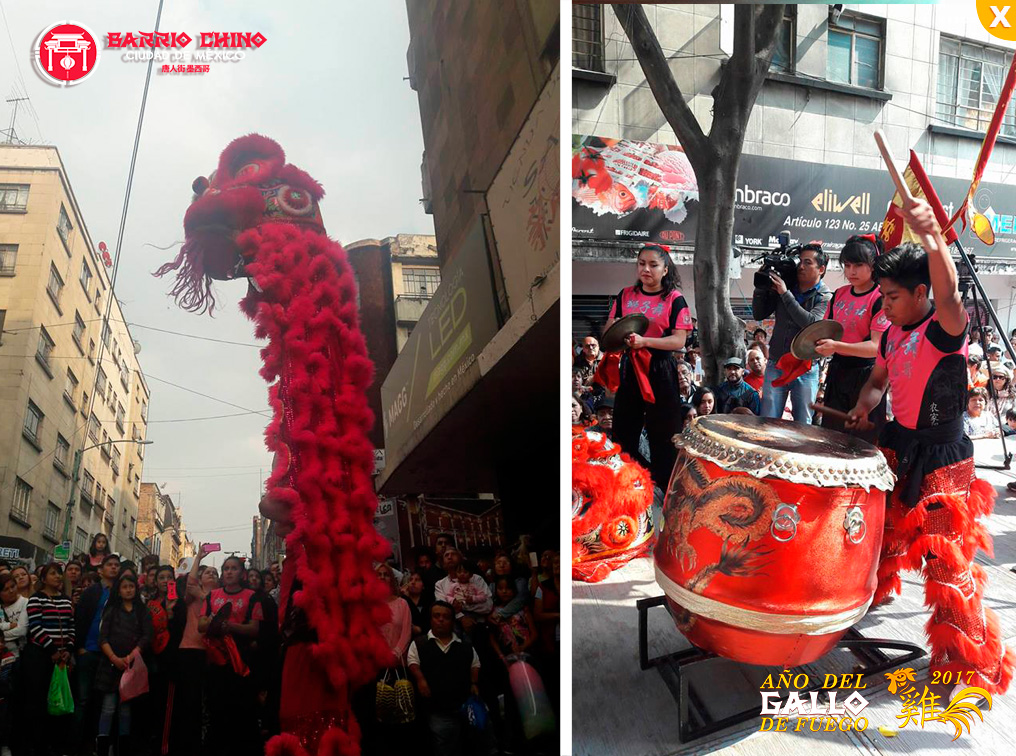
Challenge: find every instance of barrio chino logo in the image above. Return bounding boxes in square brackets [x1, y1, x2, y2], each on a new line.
[977, 1, 1016, 41]
[33, 22, 100, 86]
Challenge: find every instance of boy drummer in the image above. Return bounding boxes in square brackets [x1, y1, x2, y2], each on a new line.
[847, 199, 1014, 698]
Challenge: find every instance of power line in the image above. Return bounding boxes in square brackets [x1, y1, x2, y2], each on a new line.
[128, 322, 262, 348]
[144, 464, 266, 470]
[144, 373, 271, 417]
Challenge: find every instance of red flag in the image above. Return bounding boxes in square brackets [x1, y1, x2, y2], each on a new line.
[879, 150, 958, 249]
[947, 53, 1016, 233]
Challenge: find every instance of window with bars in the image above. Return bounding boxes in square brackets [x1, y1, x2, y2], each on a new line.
[101, 323, 111, 349]
[112, 446, 121, 476]
[771, 8, 797, 74]
[12, 478, 31, 521]
[937, 37, 1016, 137]
[88, 339, 96, 364]
[402, 267, 441, 297]
[0, 184, 29, 212]
[73, 312, 85, 348]
[88, 413, 100, 442]
[57, 205, 73, 247]
[96, 367, 107, 399]
[36, 328, 55, 369]
[55, 434, 70, 469]
[100, 430, 110, 459]
[45, 504, 60, 541]
[120, 362, 129, 390]
[827, 11, 884, 89]
[64, 368, 78, 406]
[80, 259, 92, 294]
[81, 391, 88, 417]
[95, 482, 105, 507]
[47, 264, 64, 308]
[74, 527, 88, 555]
[116, 403, 125, 432]
[81, 470, 95, 503]
[572, 4, 606, 73]
[23, 401, 43, 444]
[0, 245, 16, 275]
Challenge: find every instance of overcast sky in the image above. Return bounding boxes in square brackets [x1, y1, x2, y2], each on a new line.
[1, 1, 434, 562]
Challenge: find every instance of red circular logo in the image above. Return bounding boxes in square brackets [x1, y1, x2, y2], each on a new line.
[33, 22, 100, 86]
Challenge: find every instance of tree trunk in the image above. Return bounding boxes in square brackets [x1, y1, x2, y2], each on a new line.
[694, 161, 744, 386]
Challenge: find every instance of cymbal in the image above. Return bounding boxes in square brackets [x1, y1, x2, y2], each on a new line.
[791, 320, 844, 360]
[601, 314, 650, 352]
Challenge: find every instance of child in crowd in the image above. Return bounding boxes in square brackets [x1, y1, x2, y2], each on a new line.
[488, 577, 537, 664]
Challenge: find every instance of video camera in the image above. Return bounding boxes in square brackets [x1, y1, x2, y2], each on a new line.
[753, 231, 812, 290]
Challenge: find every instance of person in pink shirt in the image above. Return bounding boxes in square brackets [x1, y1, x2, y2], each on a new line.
[847, 199, 1014, 700]
[170, 543, 215, 754]
[604, 243, 693, 489]
[815, 234, 891, 441]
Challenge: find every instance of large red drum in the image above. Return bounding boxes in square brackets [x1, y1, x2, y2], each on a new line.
[655, 415, 895, 667]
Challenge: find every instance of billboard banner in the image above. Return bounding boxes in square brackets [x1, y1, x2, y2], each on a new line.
[571, 134, 1016, 256]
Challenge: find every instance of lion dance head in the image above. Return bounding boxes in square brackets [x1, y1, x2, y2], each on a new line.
[155, 133, 325, 314]
[572, 427, 655, 582]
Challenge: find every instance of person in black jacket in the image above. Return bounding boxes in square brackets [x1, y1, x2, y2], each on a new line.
[73, 553, 120, 753]
[95, 574, 151, 755]
[408, 601, 494, 756]
[752, 244, 833, 423]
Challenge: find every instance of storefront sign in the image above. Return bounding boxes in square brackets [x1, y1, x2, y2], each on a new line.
[572, 135, 1016, 256]
[373, 498, 401, 566]
[380, 218, 500, 465]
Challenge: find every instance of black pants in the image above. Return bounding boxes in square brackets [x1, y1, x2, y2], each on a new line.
[612, 350, 683, 490]
[22, 644, 72, 756]
[169, 649, 205, 756]
[820, 357, 886, 444]
[205, 663, 259, 756]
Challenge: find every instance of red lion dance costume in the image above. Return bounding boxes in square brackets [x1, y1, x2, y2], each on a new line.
[156, 135, 392, 755]
[572, 427, 654, 582]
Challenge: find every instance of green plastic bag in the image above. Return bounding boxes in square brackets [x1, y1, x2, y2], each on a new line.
[47, 663, 74, 716]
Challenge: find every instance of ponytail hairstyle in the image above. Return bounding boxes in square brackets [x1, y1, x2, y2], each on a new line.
[636, 244, 680, 296]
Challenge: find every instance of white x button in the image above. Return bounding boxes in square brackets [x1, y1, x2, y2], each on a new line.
[990, 5, 1012, 27]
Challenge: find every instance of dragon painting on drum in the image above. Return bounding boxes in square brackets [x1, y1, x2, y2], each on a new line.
[572, 136, 698, 223]
[156, 134, 391, 756]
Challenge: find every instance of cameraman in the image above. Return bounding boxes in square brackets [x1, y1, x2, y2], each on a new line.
[752, 243, 832, 423]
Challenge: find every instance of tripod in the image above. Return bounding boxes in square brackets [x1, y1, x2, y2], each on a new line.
[955, 239, 1013, 470]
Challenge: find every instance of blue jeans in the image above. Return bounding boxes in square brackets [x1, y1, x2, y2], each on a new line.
[761, 358, 819, 424]
[98, 692, 131, 737]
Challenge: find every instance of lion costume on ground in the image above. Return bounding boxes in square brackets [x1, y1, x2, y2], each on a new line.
[157, 134, 391, 755]
[572, 427, 654, 582]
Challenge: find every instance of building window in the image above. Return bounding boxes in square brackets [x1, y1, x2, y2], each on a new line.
[827, 11, 884, 89]
[12, 478, 31, 521]
[88, 413, 100, 442]
[36, 327, 55, 371]
[937, 38, 1016, 137]
[81, 391, 89, 417]
[64, 368, 78, 407]
[111, 446, 121, 476]
[572, 4, 606, 73]
[74, 527, 88, 555]
[101, 323, 111, 349]
[120, 361, 129, 390]
[96, 367, 107, 400]
[88, 339, 96, 364]
[100, 430, 110, 459]
[72, 312, 86, 349]
[23, 401, 43, 445]
[47, 264, 64, 307]
[141, 401, 148, 423]
[45, 504, 60, 541]
[80, 259, 92, 295]
[771, 8, 797, 74]
[95, 482, 105, 508]
[130, 516, 137, 537]
[403, 267, 441, 297]
[0, 184, 29, 212]
[57, 205, 73, 247]
[55, 434, 70, 469]
[0, 245, 16, 275]
[0, 310, 4, 345]
[81, 470, 95, 503]
[116, 403, 125, 432]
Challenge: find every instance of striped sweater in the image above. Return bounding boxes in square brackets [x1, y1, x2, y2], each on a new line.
[27, 591, 75, 651]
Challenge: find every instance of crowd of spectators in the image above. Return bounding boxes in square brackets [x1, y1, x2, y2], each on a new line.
[0, 533, 283, 756]
[357, 534, 560, 756]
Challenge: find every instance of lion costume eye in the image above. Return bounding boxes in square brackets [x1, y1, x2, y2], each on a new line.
[236, 162, 261, 180]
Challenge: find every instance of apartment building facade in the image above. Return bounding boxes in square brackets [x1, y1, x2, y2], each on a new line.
[0, 145, 150, 566]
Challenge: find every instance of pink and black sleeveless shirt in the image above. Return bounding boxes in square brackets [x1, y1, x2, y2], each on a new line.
[610, 286, 693, 340]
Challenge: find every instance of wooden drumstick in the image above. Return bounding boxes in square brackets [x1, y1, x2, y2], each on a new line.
[809, 403, 874, 432]
[873, 129, 937, 251]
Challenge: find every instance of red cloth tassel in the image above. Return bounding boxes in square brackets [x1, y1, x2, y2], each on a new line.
[631, 348, 655, 403]
[772, 352, 811, 388]
[593, 351, 620, 393]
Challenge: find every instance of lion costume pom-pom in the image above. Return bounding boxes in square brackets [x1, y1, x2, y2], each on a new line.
[572, 427, 655, 582]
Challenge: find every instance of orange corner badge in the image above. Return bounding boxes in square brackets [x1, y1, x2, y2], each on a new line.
[976, 1, 1016, 41]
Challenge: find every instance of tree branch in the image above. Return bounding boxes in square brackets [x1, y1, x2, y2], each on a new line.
[612, 4, 710, 165]
[754, 4, 786, 65]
